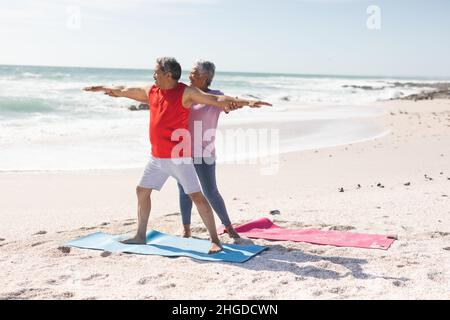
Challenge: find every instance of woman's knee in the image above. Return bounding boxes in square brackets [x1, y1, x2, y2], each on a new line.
[203, 188, 221, 201]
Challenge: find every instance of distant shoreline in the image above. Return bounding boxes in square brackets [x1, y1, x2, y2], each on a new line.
[2, 64, 450, 81]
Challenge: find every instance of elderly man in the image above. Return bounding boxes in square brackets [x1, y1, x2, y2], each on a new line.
[84, 57, 271, 253]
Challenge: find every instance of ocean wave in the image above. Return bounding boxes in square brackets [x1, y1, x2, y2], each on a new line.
[0, 97, 55, 114]
[21, 72, 42, 78]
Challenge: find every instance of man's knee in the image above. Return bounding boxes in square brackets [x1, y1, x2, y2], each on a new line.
[136, 186, 152, 198]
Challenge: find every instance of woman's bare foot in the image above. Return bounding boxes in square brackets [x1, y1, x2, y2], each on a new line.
[183, 231, 191, 238]
[120, 235, 146, 245]
[226, 225, 241, 239]
[183, 225, 191, 238]
[208, 241, 223, 254]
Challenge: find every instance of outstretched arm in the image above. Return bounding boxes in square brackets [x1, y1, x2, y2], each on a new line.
[83, 85, 150, 104]
[183, 86, 272, 111]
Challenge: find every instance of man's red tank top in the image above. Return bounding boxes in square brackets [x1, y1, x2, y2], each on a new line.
[148, 82, 191, 158]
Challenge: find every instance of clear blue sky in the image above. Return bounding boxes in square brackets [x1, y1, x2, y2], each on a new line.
[1, 0, 450, 77]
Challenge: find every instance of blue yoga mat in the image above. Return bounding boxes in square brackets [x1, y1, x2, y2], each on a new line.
[65, 230, 267, 263]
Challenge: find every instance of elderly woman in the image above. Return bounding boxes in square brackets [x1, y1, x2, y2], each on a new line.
[178, 60, 240, 239]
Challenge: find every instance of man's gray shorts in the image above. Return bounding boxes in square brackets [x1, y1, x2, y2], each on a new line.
[138, 157, 201, 194]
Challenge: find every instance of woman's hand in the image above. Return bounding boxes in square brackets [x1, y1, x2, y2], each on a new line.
[224, 100, 243, 113]
[249, 100, 272, 108]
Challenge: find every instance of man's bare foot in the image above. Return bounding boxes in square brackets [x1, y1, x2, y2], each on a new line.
[226, 225, 241, 239]
[208, 241, 223, 254]
[120, 236, 146, 245]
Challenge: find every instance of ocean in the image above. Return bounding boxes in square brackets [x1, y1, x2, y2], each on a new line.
[0, 64, 445, 171]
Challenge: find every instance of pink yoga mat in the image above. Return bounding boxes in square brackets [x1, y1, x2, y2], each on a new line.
[218, 218, 396, 250]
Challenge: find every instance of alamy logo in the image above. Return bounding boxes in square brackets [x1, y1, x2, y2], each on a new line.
[66, 6, 81, 30]
[170, 121, 280, 175]
[367, 5, 381, 30]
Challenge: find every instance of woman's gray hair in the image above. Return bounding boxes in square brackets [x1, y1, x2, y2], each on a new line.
[195, 60, 216, 86]
[156, 57, 182, 80]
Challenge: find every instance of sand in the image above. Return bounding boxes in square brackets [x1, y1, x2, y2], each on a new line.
[0, 99, 449, 300]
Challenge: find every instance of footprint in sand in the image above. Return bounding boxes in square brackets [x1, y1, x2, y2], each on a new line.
[2, 288, 48, 300]
[427, 271, 444, 282]
[100, 222, 110, 226]
[443, 247, 450, 251]
[251, 277, 262, 284]
[31, 241, 49, 247]
[46, 279, 58, 285]
[429, 231, 450, 239]
[138, 277, 153, 285]
[53, 292, 75, 299]
[312, 290, 323, 297]
[0, 238, 5, 242]
[290, 222, 312, 228]
[100, 251, 112, 258]
[392, 280, 407, 287]
[164, 212, 180, 217]
[158, 283, 177, 289]
[191, 227, 207, 233]
[329, 225, 356, 231]
[34, 231, 47, 235]
[248, 295, 268, 300]
[123, 222, 136, 226]
[329, 287, 346, 294]
[138, 273, 165, 285]
[82, 273, 109, 281]
[78, 227, 96, 231]
[57, 246, 71, 254]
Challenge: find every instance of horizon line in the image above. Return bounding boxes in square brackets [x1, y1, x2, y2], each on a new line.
[1, 63, 449, 80]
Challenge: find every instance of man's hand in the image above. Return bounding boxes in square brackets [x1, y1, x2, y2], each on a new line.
[83, 85, 108, 92]
[83, 85, 129, 98]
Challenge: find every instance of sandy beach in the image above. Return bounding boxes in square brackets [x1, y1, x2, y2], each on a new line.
[1, 99, 449, 300]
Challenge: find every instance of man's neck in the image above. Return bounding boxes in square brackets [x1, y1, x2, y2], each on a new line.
[158, 81, 179, 90]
